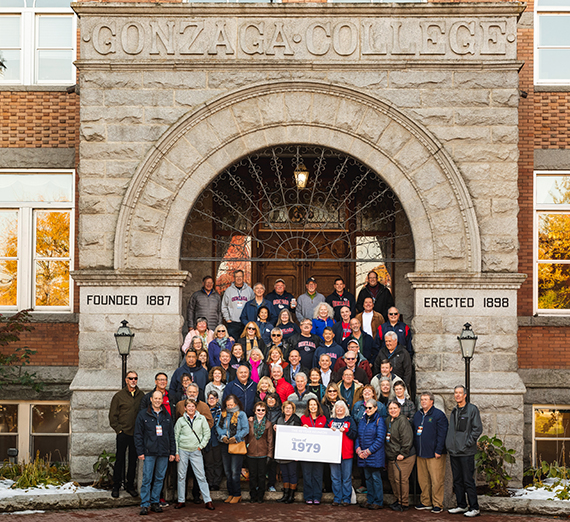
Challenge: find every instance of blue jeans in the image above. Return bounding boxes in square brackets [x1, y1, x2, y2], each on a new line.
[364, 467, 384, 506]
[177, 449, 212, 503]
[221, 444, 243, 497]
[301, 461, 323, 502]
[140, 456, 168, 507]
[330, 458, 352, 503]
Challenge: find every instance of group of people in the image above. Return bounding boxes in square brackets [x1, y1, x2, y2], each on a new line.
[108, 270, 483, 517]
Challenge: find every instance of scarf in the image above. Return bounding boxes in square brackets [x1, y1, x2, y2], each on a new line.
[253, 415, 266, 439]
[250, 359, 262, 382]
[222, 405, 240, 437]
[218, 336, 228, 349]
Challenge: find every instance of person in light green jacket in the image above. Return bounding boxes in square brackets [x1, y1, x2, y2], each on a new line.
[174, 399, 215, 511]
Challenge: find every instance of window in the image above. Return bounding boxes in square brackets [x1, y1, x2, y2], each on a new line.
[533, 406, 570, 465]
[0, 171, 74, 311]
[535, 0, 570, 85]
[0, 402, 69, 463]
[534, 172, 570, 314]
[0, 0, 75, 85]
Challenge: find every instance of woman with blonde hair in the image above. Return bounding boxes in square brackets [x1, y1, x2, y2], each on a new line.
[266, 346, 287, 370]
[208, 324, 234, 367]
[312, 302, 335, 341]
[249, 347, 269, 383]
[321, 381, 342, 419]
[255, 376, 275, 403]
[238, 321, 267, 359]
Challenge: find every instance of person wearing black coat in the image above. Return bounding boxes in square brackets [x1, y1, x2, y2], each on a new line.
[134, 391, 176, 515]
[170, 350, 209, 401]
[355, 270, 395, 320]
[373, 333, 412, 389]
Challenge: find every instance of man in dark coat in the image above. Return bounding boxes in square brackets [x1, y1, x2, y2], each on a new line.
[134, 390, 176, 515]
[355, 270, 394, 321]
[222, 365, 257, 417]
[187, 275, 222, 331]
[373, 331, 412, 388]
[109, 370, 144, 498]
[170, 349, 209, 401]
[325, 277, 356, 322]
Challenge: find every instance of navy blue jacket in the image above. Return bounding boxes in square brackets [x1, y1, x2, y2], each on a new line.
[170, 361, 209, 401]
[413, 406, 449, 458]
[342, 331, 377, 365]
[240, 298, 277, 326]
[357, 410, 386, 468]
[313, 341, 345, 368]
[222, 377, 257, 417]
[134, 405, 176, 457]
[266, 290, 296, 314]
[376, 321, 414, 357]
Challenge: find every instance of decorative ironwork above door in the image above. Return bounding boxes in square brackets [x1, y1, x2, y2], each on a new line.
[181, 145, 414, 264]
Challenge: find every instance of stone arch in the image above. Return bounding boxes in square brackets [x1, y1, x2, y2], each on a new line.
[114, 80, 481, 273]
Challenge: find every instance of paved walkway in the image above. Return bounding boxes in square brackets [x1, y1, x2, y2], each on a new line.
[7, 503, 561, 521]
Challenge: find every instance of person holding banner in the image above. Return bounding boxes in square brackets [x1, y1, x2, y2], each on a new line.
[327, 401, 357, 507]
[265, 392, 282, 492]
[385, 400, 416, 512]
[301, 398, 327, 505]
[275, 401, 303, 503]
[216, 395, 249, 504]
[246, 401, 274, 503]
[321, 382, 342, 419]
[356, 399, 386, 510]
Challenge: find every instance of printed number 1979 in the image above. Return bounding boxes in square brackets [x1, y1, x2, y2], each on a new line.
[291, 441, 321, 453]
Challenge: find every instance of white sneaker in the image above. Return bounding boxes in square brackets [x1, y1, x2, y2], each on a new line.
[449, 506, 469, 514]
[464, 509, 480, 517]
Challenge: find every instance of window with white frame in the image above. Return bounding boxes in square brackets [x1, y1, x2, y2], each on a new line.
[0, 402, 70, 463]
[0, 171, 74, 311]
[535, 0, 570, 85]
[535, 172, 570, 314]
[533, 405, 570, 466]
[0, 0, 75, 85]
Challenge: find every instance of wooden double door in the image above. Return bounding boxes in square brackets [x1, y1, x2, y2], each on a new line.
[252, 232, 355, 299]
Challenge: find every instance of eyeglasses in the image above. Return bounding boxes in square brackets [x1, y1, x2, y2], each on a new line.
[345, 357, 356, 361]
[271, 334, 282, 337]
[218, 329, 226, 332]
[388, 313, 398, 316]
[256, 409, 266, 413]
[127, 377, 138, 381]
[156, 378, 167, 382]
[365, 406, 375, 410]
[247, 327, 256, 330]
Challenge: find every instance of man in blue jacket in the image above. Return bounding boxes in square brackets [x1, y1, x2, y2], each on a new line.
[222, 365, 257, 417]
[240, 282, 277, 325]
[170, 350, 209, 401]
[412, 392, 449, 513]
[134, 391, 176, 516]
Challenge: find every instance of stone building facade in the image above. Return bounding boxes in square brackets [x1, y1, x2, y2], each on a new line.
[0, 0, 569, 485]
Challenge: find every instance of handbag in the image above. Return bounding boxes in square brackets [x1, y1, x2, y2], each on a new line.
[228, 440, 247, 455]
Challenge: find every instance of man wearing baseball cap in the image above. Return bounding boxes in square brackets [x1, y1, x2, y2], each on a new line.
[266, 278, 297, 313]
[296, 277, 325, 322]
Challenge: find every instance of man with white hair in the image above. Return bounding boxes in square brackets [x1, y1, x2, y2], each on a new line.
[287, 373, 317, 411]
[271, 364, 294, 403]
[373, 331, 412, 388]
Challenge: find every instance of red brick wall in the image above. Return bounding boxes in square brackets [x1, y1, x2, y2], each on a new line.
[0, 91, 78, 148]
[0, 323, 79, 367]
[518, 325, 570, 368]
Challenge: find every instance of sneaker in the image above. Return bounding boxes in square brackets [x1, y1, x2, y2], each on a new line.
[150, 504, 163, 513]
[268, 486, 276, 492]
[449, 506, 469, 514]
[306, 500, 313, 505]
[313, 500, 320, 505]
[432, 507, 443, 513]
[159, 499, 169, 508]
[356, 486, 367, 494]
[464, 510, 480, 517]
[415, 503, 433, 510]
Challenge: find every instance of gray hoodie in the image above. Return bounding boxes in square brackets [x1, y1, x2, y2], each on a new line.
[222, 282, 254, 322]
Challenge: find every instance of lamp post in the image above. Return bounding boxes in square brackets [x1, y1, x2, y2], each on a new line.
[457, 322, 477, 403]
[115, 320, 134, 387]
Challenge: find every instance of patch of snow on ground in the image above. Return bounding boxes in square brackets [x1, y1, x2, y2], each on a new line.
[511, 478, 570, 501]
[0, 479, 101, 499]
[1, 510, 45, 515]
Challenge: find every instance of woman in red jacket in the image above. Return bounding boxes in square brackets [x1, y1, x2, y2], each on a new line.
[300, 398, 327, 505]
[327, 400, 357, 506]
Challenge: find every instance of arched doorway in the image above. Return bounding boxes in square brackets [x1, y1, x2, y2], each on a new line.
[180, 145, 415, 312]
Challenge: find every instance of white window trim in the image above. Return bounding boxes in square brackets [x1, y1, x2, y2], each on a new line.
[0, 400, 70, 464]
[532, 404, 570, 466]
[533, 170, 570, 316]
[534, 3, 570, 86]
[0, 169, 75, 313]
[0, 6, 76, 85]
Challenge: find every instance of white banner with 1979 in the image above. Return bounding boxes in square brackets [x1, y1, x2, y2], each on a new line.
[274, 425, 342, 464]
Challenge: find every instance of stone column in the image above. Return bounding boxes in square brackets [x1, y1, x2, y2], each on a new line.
[69, 269, 189, 481]
[407, 272, 527, 486]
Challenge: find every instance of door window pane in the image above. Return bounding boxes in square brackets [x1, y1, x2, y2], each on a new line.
[0, 436, 17, 461]
[35, 210, 70, 258]
[38, 16, 72, 48]
[35, 260, 69, 306]
[537, 0, 570, 5]
[0, 404, 18, 433]
[538, 49, 570, 82]
[35, 0, 71, 6]
[31, 435, 68, 462]
[539, 15, 570, 46]
[0, 16, 20, 48]
[0, 211, 18, 307]
[37, 50, 73, 82]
